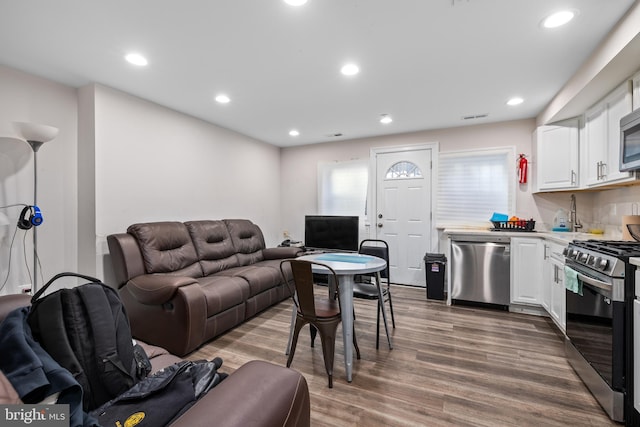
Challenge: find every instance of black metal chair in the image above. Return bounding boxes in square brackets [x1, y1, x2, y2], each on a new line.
[353, 239, 394, 349]
[280, 259, 360, 388]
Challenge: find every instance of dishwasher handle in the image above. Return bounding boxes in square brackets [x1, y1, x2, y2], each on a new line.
[452, 241, 510, 255]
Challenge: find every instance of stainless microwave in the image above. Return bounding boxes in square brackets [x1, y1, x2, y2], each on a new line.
[620, 108, 640, 171]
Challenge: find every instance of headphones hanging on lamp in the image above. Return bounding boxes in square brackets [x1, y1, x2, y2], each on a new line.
[17, 205, 43, 230]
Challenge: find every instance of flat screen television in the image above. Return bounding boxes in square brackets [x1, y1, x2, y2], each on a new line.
[304, 215, 359, 252]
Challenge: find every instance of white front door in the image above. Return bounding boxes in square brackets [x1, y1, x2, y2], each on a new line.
[373, 147, 433, 286]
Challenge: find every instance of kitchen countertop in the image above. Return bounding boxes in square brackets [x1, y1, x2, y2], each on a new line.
[443, 228, 611, 245]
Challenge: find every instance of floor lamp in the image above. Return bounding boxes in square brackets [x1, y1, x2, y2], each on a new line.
[13, 122, 59, 293]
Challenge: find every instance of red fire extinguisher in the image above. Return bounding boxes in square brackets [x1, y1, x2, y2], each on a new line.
[518, 154, 528, 184]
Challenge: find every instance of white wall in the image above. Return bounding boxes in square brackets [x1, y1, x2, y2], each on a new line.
[87, 85, 283, 282]
[280, 118, 538, 250]
[0, 70, 284, 292]
[0, 65, 78, 295]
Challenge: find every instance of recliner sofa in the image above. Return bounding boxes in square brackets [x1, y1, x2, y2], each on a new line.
[107, 219, 302, 356]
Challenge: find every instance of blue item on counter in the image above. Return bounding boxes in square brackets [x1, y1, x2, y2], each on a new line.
[552, 227, 570, 232]
[490, 212, 509, 222]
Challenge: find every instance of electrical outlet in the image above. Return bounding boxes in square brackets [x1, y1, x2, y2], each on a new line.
[19, 284, 32, 295]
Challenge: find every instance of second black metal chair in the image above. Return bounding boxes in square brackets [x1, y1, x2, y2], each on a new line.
[353, 239, 395, 349]
[280, 259, 360, 388]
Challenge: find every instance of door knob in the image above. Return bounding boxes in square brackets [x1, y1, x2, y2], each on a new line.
[377, 223, 383, 228]
[378, 214, 383, 219]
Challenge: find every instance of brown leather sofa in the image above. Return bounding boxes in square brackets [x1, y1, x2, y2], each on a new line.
[0, 294, 311, 427]
[107, 219, 302, 356]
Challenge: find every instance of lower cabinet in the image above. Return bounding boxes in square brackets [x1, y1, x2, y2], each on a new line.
[541, 243, 552, 312]
[549, 256, 566, 332]
[543, 241, 567, 332]
[511, 237, 543, 305]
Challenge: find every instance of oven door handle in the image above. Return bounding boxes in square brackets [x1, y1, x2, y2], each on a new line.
[575, 271, 612, 292]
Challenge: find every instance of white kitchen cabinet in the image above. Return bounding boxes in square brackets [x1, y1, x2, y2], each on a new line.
[510, 237, 543, 305]
[583, 80, 634, 187]
[549, 256, 566, 332]
[541, 243, 552, 312]
[533, 123, 579, 192]
[541, 240, 566, 332]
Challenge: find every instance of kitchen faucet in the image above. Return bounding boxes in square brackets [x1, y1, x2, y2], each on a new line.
[570, 194, 583, 232]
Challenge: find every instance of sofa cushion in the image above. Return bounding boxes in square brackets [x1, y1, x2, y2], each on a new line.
[127, 222, 202, 277]
[224, 219, 265, 266]
[196, 275, 250, 316]
[185, 220, 240, 275]
[216, 264, 282, 298]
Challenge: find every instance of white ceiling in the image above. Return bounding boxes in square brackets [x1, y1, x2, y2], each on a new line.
[0, 0, 637, 147]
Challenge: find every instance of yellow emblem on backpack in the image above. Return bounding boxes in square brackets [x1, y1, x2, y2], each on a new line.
[124, 412, 145, 427]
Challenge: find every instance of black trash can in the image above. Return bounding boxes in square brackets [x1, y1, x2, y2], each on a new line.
[424, 253, 446, 300]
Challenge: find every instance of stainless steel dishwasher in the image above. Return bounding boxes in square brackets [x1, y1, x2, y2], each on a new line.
[450, 235, 510, 308]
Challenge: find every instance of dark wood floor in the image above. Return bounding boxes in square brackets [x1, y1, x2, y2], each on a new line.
[188, 285, 618, 426]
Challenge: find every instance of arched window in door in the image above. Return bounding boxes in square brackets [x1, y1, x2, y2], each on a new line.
[385, 161, 423, 179]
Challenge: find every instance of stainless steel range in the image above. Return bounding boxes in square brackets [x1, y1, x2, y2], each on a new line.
[564, 240, 640, 424]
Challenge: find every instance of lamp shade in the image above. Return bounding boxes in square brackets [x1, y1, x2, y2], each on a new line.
[13, 122, 59, 143]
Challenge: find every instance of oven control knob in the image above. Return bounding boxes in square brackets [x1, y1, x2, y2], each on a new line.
[579, 253, 589, 263]
[597, 258, 609, 271]
[562, 247, 568, 256]
[587, 255, 595, 266]
[569, 249, 578, 259]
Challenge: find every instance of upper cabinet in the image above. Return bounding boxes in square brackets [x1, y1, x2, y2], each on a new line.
[583, 80, 634, 187]
[533, 122, 579, 192]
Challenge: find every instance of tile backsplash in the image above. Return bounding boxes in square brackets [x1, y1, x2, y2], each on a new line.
[533, 185, 640, 239]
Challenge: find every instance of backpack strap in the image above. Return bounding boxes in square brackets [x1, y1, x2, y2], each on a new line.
[77, 284, 134, 397]
[31, 272, 101, 303]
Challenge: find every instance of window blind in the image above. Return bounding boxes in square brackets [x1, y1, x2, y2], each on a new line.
[317, 159, 368, 216]
[437, 148, 515, 227]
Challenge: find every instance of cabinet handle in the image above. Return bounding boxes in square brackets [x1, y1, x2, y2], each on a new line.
[596, 161, 602, 180]
[544, 245, 549, 260]
[601, 162, 607, 179]
[570, 170, 576, 185]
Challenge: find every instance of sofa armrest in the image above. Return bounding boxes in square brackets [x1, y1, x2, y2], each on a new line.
[127, 274, 198, 305]
[107, 233, 146, 288]
[169, 361, 310, 427]
[262, 246, 303, 260]
[121, 283, 207, 356]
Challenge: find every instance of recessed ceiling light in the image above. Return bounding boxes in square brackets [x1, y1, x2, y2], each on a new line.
[284, 0, 307, 5]
[542, 10, 575, 28]
[380, 115, 393, 124]
[341, 63, 360, 76]
[507, 97, 524, 106]
[125, 53, 148, 66]
[289, 129, 300, 136]
[215, 94, 231, 104]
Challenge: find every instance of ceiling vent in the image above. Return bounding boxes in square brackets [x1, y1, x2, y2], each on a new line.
[326, 133, 344, 137]
[462, 113, 488, 120]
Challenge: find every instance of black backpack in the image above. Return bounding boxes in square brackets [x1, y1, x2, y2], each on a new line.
[27, 272, 151, 412]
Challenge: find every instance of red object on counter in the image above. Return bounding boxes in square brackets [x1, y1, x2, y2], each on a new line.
[518, 154, 528, 184]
